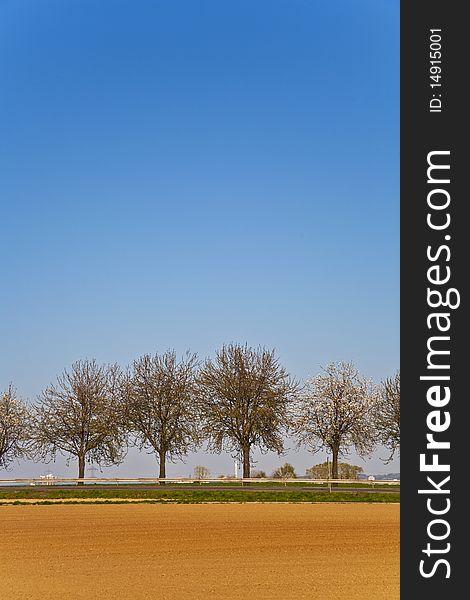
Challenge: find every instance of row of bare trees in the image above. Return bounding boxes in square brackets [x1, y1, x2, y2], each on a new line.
[0, 344, 400, 479]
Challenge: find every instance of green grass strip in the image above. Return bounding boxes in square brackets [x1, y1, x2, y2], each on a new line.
[0, 489, 399, 504]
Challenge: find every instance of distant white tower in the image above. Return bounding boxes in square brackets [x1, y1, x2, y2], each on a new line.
[234, 460, 238, 478]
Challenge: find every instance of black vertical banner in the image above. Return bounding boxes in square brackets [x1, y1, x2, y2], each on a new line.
[401, 2, 467, 596]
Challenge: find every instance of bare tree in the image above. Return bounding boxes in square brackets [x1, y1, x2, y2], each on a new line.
[122, 351, 199, 478]
[197, 344, 297, 478]
[32, 360, 126, 480]
[0, 384, 31, 470]
[292, 362, 377, 479]
[374, 372, 400, 463]
[272, 462, 297, 479]
[194, 465, 210, 479]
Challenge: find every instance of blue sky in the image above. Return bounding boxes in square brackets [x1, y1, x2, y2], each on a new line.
[1, 1, 399, 476]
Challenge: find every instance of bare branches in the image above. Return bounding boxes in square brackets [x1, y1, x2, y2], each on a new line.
[194, 465, 210, 479]
[122, 351, 199, 478]
[0, 384, 31, 470]
[374, 372, 400, 463]
[32, 360, 126, 478]
[272, 463, 297, 479]
[3, 353, 399, 478]
[292, 361, 378, 478]
[197, 344, 297, 477]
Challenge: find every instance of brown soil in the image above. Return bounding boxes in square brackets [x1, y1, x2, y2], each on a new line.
[0, 503, 399, 600]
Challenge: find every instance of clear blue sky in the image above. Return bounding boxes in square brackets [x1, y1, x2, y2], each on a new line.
[1, 1, 399, 476]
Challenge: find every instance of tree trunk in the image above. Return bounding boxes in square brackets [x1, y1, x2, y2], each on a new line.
[331, 448, 339, 480]
[78, 454, 85, 485]
[159, 450, 166, 479]
[242, 445, 251, 478]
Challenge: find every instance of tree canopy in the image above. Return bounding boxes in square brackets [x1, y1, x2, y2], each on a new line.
[306, 461, 363, 480]
[272, 462, 297, 479]
[0, 385, 31, 470]
[198, 344, 297, 477]
[32, 360, 126, 479]
[374, 372, 400, 463]
[122, 351, 199, 478]
[292, 361, 377, 479]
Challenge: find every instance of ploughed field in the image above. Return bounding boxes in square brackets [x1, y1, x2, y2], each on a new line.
[0, 503, 399, 599]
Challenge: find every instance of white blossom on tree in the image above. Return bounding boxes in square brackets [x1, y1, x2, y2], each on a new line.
[0, 384, 31, 470]
[292, 361, 377, 479]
